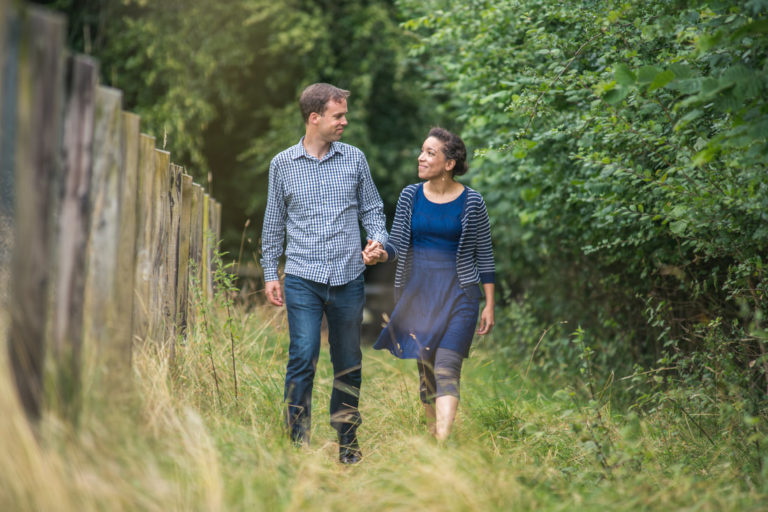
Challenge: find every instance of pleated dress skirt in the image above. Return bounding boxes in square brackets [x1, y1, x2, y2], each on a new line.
[374, 248, 480, 360]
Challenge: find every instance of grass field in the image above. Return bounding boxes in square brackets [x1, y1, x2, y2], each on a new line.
[1, 304, 766, 511]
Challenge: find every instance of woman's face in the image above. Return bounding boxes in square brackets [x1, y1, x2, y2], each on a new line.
[418, 136, 454, 180]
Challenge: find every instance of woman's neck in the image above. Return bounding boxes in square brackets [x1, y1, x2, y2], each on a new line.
[423, 178, 464, 203]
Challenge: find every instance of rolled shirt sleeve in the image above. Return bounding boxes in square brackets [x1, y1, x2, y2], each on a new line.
[356, 154, 388, 247]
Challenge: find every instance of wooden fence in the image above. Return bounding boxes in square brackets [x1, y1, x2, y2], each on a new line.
[0, 2, 222, 422]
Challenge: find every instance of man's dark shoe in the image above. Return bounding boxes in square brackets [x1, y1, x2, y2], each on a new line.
[338, 431, 362, 464]
[290, 427, 309, 448]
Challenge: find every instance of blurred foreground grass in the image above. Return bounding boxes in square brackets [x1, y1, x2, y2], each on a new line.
[1, 303, 766, 511]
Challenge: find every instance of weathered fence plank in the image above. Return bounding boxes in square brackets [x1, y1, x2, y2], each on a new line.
[115, 112, 140, 365]
[132, 134, 156, 344]
[50, 54, 97, 417]
[8, 7, 66, 421]
[207, 196, 219, 295]
[82, 86, 124, 379]
[189, 184, 204, 305]
[202, 192, 211, 299]
[164, 163, 182, 355]
[150, 149, 171, 341]
[214, 201, 222, 249]
[0, 4, 18, 319]
[0, 0, 5, 99]
[177, 174, 194, 335]
[213, 199, 222, 286]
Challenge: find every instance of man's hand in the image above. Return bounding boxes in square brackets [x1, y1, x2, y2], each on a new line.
[362, 239, 388, 265]
[265, 280, 284, 306]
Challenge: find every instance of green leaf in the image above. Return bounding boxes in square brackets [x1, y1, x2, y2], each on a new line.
[637, 65, 661, 84]
[614, 63, 636, 86]
[604, 87, 630, 105]
[669, 220, 688, 235]
[648, 70, 676, 91]
[669, 63, 694, 79]
[693, 146, 719, 166]
[674, 109, 703, 131]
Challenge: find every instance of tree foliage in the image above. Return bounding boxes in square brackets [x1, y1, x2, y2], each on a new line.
[41, 0, 436, 251]
[398, 0, 768, 395]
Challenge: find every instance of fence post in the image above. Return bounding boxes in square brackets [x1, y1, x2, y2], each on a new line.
[8, 6, 66, 422]
[82, 86, 124, 387]
[177, 174, 194, 336]
[150, 149, 171, 343]
[165, 163, 182, 357]
[132, 134, 156, 344]
[189, 184, 204, 318]
[214, 201, 222, 248]
[116, 111, 140, 366]
[207, 196, 220, 295]
[0, 3, 17, 330]
[202, 192, 210, 299]
[213, 200, 222, 292]
[50, 54, 97, 420]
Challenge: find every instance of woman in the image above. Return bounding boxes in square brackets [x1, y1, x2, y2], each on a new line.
[364, 127, 495, 441]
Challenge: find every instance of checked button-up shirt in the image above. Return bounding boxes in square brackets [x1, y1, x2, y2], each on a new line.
[260, 138, 388, 286]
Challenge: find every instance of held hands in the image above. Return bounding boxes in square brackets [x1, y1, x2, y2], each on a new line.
[362, 239, 388, 265]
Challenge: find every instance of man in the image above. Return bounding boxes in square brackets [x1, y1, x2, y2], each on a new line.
[260, 83, 387, 464]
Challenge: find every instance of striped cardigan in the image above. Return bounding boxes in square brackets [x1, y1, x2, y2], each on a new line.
[384, 183, 495, 301]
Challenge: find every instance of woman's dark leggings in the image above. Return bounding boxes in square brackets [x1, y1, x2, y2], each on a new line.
[417, 347, 464, 404]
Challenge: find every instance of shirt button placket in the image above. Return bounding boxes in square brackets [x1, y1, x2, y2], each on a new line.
[318, 159, 331, 282]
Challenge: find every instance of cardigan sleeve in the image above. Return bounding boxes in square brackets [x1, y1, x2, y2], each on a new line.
[384, 186, 413, 263]
[474, 194, 496, 284]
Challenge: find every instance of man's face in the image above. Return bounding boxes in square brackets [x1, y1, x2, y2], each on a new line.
[314, 98, 348, 143]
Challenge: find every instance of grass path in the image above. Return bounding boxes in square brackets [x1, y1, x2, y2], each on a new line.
[1, 306, 766, 511]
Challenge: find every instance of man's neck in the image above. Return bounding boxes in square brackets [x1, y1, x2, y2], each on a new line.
[302, 132, 332, 160]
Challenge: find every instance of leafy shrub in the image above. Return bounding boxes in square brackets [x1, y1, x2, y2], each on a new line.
[399, 0, 768, 404]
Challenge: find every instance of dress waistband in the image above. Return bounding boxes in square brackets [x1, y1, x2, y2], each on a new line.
[413, 248, 457, 271]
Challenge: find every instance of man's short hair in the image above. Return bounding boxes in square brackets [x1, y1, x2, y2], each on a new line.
[299, 83, 350, 123]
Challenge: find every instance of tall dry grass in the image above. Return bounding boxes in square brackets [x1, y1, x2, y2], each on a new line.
[1, 300, 767, 511]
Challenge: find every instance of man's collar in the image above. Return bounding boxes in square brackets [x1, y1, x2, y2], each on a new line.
[291, 137, 344, 161]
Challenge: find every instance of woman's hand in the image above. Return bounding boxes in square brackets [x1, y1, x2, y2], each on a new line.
[476, 283, 495, 335]
[477, 304, 495, 335]
[362, 239, 388, 265]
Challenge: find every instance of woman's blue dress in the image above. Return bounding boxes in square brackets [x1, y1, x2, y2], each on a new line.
[374, 185, 480, 359]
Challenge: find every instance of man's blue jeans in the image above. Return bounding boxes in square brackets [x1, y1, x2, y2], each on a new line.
[283, 273, 365, 442]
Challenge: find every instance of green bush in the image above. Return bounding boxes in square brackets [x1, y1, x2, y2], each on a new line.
[399, 0, 768, 404]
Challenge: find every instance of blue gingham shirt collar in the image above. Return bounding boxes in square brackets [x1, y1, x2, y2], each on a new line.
[289, 138, 345, 161]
